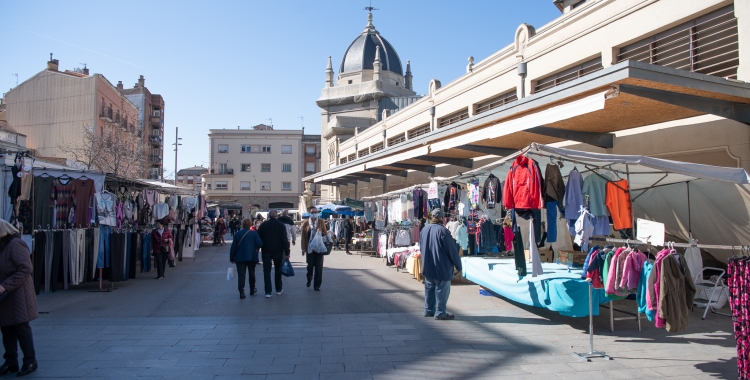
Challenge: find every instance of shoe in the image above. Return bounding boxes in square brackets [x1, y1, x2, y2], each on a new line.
[250, 288, 257, 296]
[423, 312, 435, 317]
[265, 294, 271, 298]
[306, 280, 311, 288]
[346, 252, 352, 255]
[239, 292, 246, 299]
[276, 289, 283, 295]
[16, 362, 36, 377]
[0, 363, 19, 376]
[314, 287, 320, 291]
[435, 313, 455, 320]
[156, 276, 163, 280]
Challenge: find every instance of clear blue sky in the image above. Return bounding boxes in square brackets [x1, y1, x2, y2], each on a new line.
[1, 0, 560, 178]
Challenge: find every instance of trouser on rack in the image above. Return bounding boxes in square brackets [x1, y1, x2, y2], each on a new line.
[142, 236, 152, 272]
[1, 322, 36, 367]
[306, 252, 324, 289]
[97, 225, 111, 269]
[262, 253, 283, 295]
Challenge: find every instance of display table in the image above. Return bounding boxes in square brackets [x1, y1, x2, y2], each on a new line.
[461, 257, 610, 317]
[351, 237, 375, 256]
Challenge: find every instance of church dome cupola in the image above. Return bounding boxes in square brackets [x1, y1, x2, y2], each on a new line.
[339, 12, 403, 76]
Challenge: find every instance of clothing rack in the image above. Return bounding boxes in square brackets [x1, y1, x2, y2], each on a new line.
[573, 282, 613, 362]
[589, 237, 746, 251]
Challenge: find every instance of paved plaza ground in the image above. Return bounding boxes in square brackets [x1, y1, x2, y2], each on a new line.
[25, 234, 737, 379]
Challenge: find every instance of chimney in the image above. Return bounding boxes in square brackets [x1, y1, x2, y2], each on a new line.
[138, 75, 145, 88]
[117, 81, 123, 90]
[82, 66, 89, 75]
[47, 53, 59, 71]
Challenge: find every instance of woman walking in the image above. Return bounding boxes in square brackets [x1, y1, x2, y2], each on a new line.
[301, 206, 329, 291]
[230, 218, 263, 299]
[217, 218, 227, 246]
[152, 221, 173, 280]
[0, 220, 38, 377]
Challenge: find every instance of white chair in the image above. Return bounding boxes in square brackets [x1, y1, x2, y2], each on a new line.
[692, 267, 729, 320]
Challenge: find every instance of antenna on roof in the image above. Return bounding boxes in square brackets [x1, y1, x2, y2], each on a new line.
[11, 74, 18, 86]
[79, 63, 87, 69]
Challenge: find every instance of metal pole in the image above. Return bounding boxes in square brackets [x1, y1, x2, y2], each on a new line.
[626, 164, 635, 239]
[174, 127, 178, 182]
[573, 283, 612, 361]
[686, 182, 691, 234]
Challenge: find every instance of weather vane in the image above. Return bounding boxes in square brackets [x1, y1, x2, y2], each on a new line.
[364, 0, 378, 12]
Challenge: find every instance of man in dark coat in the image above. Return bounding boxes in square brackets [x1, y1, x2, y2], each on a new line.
[230, 218, 263, 299]
[257, 210, 290, 298]
[420, 209, 462, 320]
[343, 216, 354, 255]
[0, 220, 38, 376]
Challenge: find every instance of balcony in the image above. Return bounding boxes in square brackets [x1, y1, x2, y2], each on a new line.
[148, 135, 163, 145]
[150, 114, 163, 128]
[208, 168, 234, 176]
[99, 106, 113, 121]
[149, 155, 162, 163]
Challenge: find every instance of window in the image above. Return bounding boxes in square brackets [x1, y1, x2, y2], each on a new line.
[340, 157, 348, 165]
[348, 80, 353, 84]
[241, 164, 251, 172]
[439, 108, 470, 128]
[241, 145, 253, 153]
[219, 163, 227, 174]
[534, 56, 603, 93]
[177, 176, 184, 181]
[358, 148, 369, 158]
[475, 90, 518, 114]
[282, 163, 292, 172]
[408, 124, 431, 139]
[370, 142, 384, 153]
[218, 144, 228, 153]
[305, 146, 316, 155]
[387, 133, 406, 147]
[305, 162, 316, 173]
[240, 181, 251, 190]
[347, 153, 356, 162]
[187, 176, 193, 180]
[282, 182, 292, 191]
[261, 163, 271, 172]
[260, 181, 271, 191]
[215, 181, 228, 190]
[281, 145, 292, 154]
[261, 145, 271, 153]
[205, 183, 211, 189]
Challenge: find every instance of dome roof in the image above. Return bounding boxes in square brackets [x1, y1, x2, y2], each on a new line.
[339, 13, 403, 76]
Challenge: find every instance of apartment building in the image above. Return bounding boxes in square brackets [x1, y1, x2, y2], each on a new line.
[203, 124, 321, 217]
[307, 0, 750, 199]
[301, 133, 322, 197]
[118, 76, 166, 180]
[176, 166, 208, 191]
[4, 57, 144, 175]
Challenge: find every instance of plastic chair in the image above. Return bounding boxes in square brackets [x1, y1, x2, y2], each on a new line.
[692, 267, 729, 320]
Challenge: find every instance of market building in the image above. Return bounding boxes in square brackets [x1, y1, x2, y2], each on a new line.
[308, 0, 749, 199]
[202, 124, 321, 217]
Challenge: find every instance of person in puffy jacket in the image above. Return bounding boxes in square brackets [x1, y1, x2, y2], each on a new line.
[230, 218, 263, 298]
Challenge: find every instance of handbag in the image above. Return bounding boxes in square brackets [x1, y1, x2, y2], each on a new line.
[394, 229, 412, 247]
[281, 258, 295, 277]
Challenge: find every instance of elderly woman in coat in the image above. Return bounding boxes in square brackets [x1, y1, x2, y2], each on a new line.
[0, 220, 38, 377]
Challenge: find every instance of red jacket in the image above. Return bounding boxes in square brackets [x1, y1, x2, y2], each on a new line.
[503, 155, 543, 210]
[151, 228, 173, 255]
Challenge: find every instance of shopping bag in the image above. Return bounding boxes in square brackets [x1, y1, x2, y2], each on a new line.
[227, 267, 236, 281]
[281, 259, 295, 277]
[309, 230, 327, 253]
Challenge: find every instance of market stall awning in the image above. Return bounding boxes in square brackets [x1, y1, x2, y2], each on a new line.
[306, 60, 750, 184]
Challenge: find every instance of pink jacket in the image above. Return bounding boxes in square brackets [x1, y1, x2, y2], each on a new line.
[619, 250, 647, 292]
[605, 247, 626, 296]
[647, 250, 671, 328]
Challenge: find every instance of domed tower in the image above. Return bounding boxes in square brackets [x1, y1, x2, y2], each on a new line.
[317, 10, 418, 201]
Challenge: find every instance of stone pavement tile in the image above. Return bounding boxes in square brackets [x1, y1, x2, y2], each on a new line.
[208, 350, 256, 359]
[125, 359, 179, 368]
[319, 371, 372, 380]
[265, 373, 320, 380]
[345, 362, 396, 372]
[366, 354, 414, 363]
[283, 331, 323, 338]
[293, 363, 346, 373]
[136, 339, 181, 346]
[243, 364, 296, 374]
[564, 360, 623, 372]
[192, 365, 247, 376]
[343, 347, 389, 356]
[84, 367, 146, 377]
[323, 341, 365, 349]
[393, 360, 445, 371]
[299, 348, 344, 357]
[252, 350, 301, 358]
[225, 358, 275, 367]
[404, 339, 447, 347]
[363, 340, 406, 348]
[221, 338, 261, 345]
[650, 365, 715, 377]
[371, 369, 426, 379]
[192, 344, 239, 352]
[279, 343, 322, 350]
[322, 330, 363, 337]
[273, 356, 322, 365]
[101, 345, 151, 353]
[71, 351, 154, 361]
[173, 358, 228, 367]
[386, 346, 434, 355]
[554, 367, 663, 380]
[342, 335, 385, 342]
[261, 337, 303, 344]
[31, 366, 92, 378]
[76, 359, 133, 369]
[177, 338, 221, 345]
[160, 351, 210, 360]
[146, 344, 195, 353]
[36, 359, 87, 370]
[302, 336, 343, 344]
[320, 355, 370, 364]
[214, 376, 267, 380]
[519, 363, 578, 374]
[382, 334, 422, 341]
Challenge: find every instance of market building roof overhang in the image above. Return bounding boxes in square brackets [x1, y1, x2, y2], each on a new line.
[305, 60, 750, 185]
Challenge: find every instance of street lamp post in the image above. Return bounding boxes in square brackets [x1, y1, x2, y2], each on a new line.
[173, 127, 182, 182]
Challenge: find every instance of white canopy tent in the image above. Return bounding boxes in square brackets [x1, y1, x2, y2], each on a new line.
[433, 143, 750, 263]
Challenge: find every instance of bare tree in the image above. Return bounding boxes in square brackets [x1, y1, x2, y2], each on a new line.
[60, 124, 108, 171]
[62, 120, 146, 178]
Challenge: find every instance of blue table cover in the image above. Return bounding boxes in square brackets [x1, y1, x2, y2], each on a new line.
[461, 257, 610, 317]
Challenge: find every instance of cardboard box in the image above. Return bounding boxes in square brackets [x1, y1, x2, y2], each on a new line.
[558, 250, 587, 267]
[524, 249, 555, 263]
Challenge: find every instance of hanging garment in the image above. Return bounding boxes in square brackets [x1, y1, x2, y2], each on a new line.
[582, 173, 610, 217]
[546, 201, 559, 243]
[603, 248, 627, 301]
[72, 178, 95, 227]
[620, 250, 647, 293]
[52, 178, 75, 228]
[605, 179, 633, 230]
[528, 218, 543, 277]
[95, 193, 117, 226]
[477, 219, 498, 254]
[482, 174, 501, 209]
[503, 226, 514, 252]
[727, 256, 750, 378]
[573, 207, 595, 252]
[543, 163, 565, 204]
[153, 202, 170, 220]
[468, 179, 481, 207]
[513, 227, 527, 277]
[657, 253, 695, 333]
[638, 260, 656, 321]
[427, 181, 439, 199]
[564, 169, 584, 221]
[503, 155, 543, 210]
[444, 182, 460, 212]
[33, 176, 56, 229]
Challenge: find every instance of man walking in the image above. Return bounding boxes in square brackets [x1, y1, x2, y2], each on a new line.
[256, 210, 290, 298]
[301, 206, 328, 291]
[420, 209, 462, 320]
[278, 210, 297, 256]
[342, 216, 354, 255]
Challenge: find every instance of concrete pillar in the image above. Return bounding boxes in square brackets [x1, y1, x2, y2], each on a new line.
[601, 47, 618, 68]
[736, 0, 750, 81]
